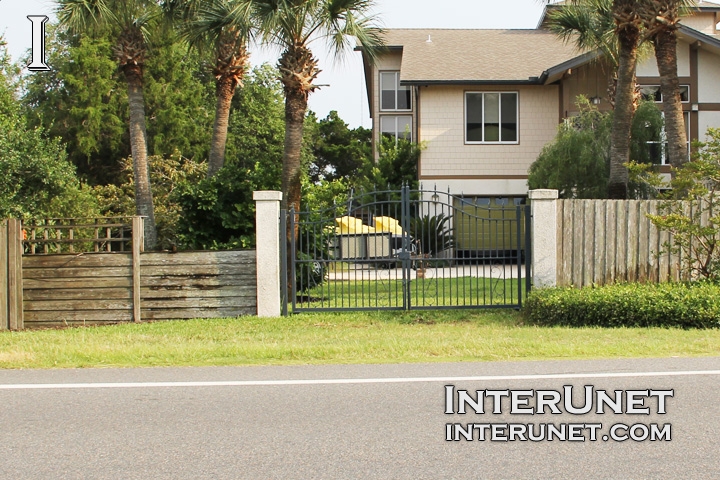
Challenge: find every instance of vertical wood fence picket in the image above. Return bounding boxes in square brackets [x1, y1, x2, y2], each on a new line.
[556, 199, 682, 288]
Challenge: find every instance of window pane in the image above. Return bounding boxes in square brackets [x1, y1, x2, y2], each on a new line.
[680, 86, 689, 102]
[398, 117, 412, 140]
[397, 73, 411, 110]
[484, 93, 500, 142]
[380, 116, 396, 139]
[640, 86, 661, 102]
[380, 72, 396, 110]
[466, 93, 483, 142]
[500, 93, 517, 142]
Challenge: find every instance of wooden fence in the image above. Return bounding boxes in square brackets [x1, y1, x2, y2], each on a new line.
[556, 199, 682, 287]
[2, 217, 256, 329]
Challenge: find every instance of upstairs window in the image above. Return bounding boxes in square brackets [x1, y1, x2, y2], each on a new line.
[465, 92, 518, 144]
[380, 71, 411, 111]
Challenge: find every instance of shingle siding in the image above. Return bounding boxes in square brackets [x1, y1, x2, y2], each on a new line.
[419, 85, 559, 178]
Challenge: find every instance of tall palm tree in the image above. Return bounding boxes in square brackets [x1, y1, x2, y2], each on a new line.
[252, 0, 384, 215]
[638, 0, 697, 169]
[166, 0, 254, 177]
[548, 0, 643, 199]
[57, 0, 158, 249]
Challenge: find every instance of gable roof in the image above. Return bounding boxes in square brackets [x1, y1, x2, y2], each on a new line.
[384, 29, 586, 85]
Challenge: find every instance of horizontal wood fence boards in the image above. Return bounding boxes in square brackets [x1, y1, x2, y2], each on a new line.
[556, 199, 681, 288]
[20, 249, 257, 327]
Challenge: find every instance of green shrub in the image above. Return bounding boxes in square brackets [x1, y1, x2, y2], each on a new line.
[525, 282, 720, 329]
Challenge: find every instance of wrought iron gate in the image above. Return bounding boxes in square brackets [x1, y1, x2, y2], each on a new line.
[281, 186, 531, 314]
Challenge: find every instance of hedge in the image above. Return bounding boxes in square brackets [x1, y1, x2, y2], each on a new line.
[524, 282, 720, 329]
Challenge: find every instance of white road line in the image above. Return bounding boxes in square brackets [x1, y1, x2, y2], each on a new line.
[0, 370, 719, 390]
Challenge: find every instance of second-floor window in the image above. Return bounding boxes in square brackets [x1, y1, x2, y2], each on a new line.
[465, 92, 518, 144]
[380, 71, 411, 111]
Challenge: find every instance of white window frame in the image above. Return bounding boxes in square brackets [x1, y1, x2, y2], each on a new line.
[380, 115, 413, 142]
[380, 71, 412, 112]
[646, 111, 691, 165]
[464, 91, 519, 145]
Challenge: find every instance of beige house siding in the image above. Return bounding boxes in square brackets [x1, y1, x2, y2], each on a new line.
[418, 85, 559, 179]
[698, 49, 720, 103]
[636, 41, 691, 78]
[681, 12, 719, 35]
[699, 112, 720, 141]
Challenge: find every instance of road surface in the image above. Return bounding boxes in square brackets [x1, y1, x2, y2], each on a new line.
[1, 357, 718, 479]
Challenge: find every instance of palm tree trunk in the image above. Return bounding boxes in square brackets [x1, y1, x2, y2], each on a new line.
[654, 30, 688, 169]
[608, 29, 639, 199]
[207, 75, 236, 177]
[124, 65, 157, 250]
[281, 89, 307, 299]
[281, 91, 307, 215]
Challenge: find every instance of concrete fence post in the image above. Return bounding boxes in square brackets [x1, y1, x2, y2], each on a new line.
[253, 191, 283, 317]
[528, 189, 559, 288]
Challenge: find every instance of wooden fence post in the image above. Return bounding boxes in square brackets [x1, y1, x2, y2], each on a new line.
[1, 220, 8, 330]
[132, 216, 144, 323]
[2, 219, 24, 330]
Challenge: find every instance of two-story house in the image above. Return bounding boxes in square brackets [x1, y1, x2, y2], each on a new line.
[358, 1, 720, 202]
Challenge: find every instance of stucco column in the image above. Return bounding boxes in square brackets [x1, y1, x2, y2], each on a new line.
[529, 189, 558, 288]
[253, 191, 282, 317]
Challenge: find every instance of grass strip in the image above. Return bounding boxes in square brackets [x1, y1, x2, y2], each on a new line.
[1, 310, 720, 369]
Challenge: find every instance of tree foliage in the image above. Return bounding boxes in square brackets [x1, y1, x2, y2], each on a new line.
[528, 97, 663, 198]
[23, 26, 214, 186]
[309, 110, 372, 183]
[0, 40, 98, 219]
[646, 128, 720, 281]
[173, 65, 288, 249]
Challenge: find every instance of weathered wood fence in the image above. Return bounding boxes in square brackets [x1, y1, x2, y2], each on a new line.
[556, 199, 681, 287]
[1, 217, 256, 330]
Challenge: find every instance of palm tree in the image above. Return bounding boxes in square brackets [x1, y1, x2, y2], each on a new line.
[252, 0, 385, 215]
[166, 0, 254, 177]
[607, 0, 644, 199]
[547, 0, 619, 68]
[548, 0, 643, 199]
[638, 0, 697, 169]
[57, 0, 158, 249]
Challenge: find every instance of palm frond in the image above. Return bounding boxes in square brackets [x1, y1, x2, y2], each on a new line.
[56, 0, 115, 34]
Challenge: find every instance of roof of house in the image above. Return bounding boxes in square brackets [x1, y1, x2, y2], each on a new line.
[384, 29, 585, 85]
[537, 1, 720, 29]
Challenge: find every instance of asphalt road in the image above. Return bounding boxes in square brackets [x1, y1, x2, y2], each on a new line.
[1, 357, 719, 479]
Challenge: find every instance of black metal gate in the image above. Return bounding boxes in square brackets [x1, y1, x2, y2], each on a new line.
[281, 186, 531, 314]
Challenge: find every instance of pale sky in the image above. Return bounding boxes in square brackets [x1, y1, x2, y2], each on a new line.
[1, 0, 549, 128]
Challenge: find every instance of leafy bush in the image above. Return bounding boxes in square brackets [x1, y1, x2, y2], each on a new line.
[525, 282, 720, 329]
[94, 153, 206, 250]
[648, 128, 720, 280]
[174, 162, 263, 250]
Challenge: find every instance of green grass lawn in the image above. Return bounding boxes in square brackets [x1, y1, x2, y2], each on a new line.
[1, 310, 719, 369]
[297, 276, 523, 310]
